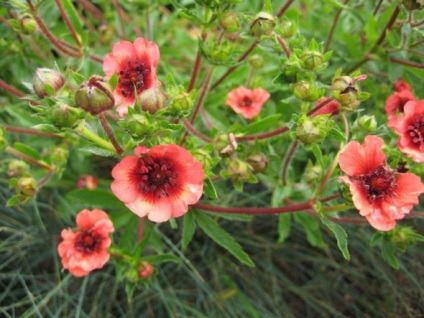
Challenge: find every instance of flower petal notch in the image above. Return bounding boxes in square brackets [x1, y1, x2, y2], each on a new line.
[57, 209, 114, 277]
[339, 135, 424, 231]
[111, 144, 204, 223]
[225, 86, 270, 119]
[103, 37, 160, 116]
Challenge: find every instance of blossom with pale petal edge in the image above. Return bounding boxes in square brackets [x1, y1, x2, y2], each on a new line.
[388, 100, 424, 163]
[103, 37, 160, 116]
[225, 86, 270, 119]
[111, 144, 204, 222]
[339, 135, 424, 231]
[57, 209, 114, 277]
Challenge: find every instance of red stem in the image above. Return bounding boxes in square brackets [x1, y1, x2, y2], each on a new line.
[373, 0, 384, 16]
[281, 140, 298, 185]
[4, 125, 61, 138]
[276, 34, 291, 58]
[37, 168, 55, 187]
[390, 58, 424, 69]
[325, 0, 350, 52]
[0, 80, 39, 105]
[98, 113, 124, 155]
[182, 118, 213, 143]
[188, 45, 203, 92]
[189, 68, 214, 124]
[320, 194, 340, 203]
[54, 0, 82, 47]
[276, 0, 295, 18]
[76, 0, 104, 22]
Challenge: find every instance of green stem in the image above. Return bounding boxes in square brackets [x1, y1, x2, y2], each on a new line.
[78, 126, 116, 153]
[322, 204, 351, 213]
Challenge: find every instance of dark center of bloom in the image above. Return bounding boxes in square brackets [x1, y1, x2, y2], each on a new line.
[136, 155, 179, 198]
[240, 96, 253, 107]
[355, 165, 397, 202]
[118, 58, 150, 98]
[75, 231, 100, 253]
[407, 116, 424, 150]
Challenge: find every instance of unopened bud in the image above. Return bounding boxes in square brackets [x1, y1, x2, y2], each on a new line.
[32, 68, 64, 98]
[219, 11, 240, 33]
[8, 160, 28, 177]
[247, 152, 268, 174]
[293, 81, 320, 102]
[226, 159, 253, 184]
[138, 261, 154, 278]
[278, 20, 297, 38]
[51, 103, 83, 128]
[332, 76, 359, 106]
[403, 0, 421, 10]
[15, 177, 37, 199]
[305, 165, 322, 185]
[121, 114, 150, 136]
[172, 92, 193, 111]
[357, 115, 377, 134]
[295, 118, 321, 144]
[250, 12, 276, 37]
[75, 75, 115, 115]
[139, 87, 168, 114]
[51, 146, 69, 166]
[20, 14, 37, 34]
[300, 50, 324, 70]
[77, 175, 98, 190]
[249, 55, 264, 69]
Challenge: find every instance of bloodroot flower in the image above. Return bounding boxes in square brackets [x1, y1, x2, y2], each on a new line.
[58, 209, 114, 277]
[225, 86, 270, 119]
[111, 144, 204, 222]
[103, 37, 160, 116]
[388, 100, 424, 162]
[339, 135, 424, 231]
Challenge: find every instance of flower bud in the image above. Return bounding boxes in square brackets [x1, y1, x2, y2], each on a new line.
[138, 87, 168, 114]
[51, 103, 83, 128]
[15, 177, 37, 200]
[295, 118, 321, 144]
[247, 152, 268, 174]
[249, 55, 264, 69]
[8, 160, 28, 177]
[250, 12, 276, 37]
[138, 261, 154, 279]
[305, 165, 322, 185]
[32, 68, 64, 98]
[77, 175, 98, 190]
[121, 114, 150, 136]
[293, 81, 320, 102]
[331, 76, 359, 106]
[75, 75, 115, 115]
[219, 11, 240, 33]
[278, 20, 297, 38]
[172, 92, 193, 111]
[51, 146, 69, 167]
[226, 159, 253, 184]
[19, 14, 37, 34]
[357, 115, 377, 134]
[403, 0, 421, 10]
[300, 50, 324, 70]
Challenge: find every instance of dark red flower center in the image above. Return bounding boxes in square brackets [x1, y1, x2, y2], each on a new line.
[75, 231, 101, 253]
[356, 165, 397, 202]
[407, 116, 424, 150]
[118, 58, 150, 98]
[240, 96, 253, 107]
[135, 155, 179, 198]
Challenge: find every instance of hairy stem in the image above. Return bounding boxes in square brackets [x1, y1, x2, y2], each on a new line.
[98, 113, 124, 155]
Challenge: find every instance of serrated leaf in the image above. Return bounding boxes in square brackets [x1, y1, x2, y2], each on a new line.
[294, 212, 326, 248]
[109, 72, 118, 90]
[14, 142, 41, 160]
[79, 146, 115, 157]
[243, 114, 281, 135]
[311, 143, 324, 167]
[321, 217, 350, 260]
[64, 188, 126, 210]
[194, 211, 255, 267]
[62, 0, 84, 41]
[278, 214, 291, 243]
[182, 211, 196, 249]
[328, 127, 346, 142]
[203, 178, 218, 199]
[71, 72, 86, 86]
[32, 124, 61, 133]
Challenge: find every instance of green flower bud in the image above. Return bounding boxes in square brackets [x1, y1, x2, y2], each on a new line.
[75, 75, 115, 115]
[278, 20, 297, 38]
[15, 177, 37, 200]
[122, 114, 150, 136]
[51, 146, 69, 167]
[51, 103, 83, 128]
[390, 226, 421, 252]
[249, 55, 264, 69]
[250, 12, 276, 37]
[20, 14, 37, 34]
[403, 0, 421, 10]
[247, 152, 268, 174]
[219, 11, 240, 33]
[300, 50, 324, 70]
[305, 164, 322, 185]
[8, 160, 28, 177]
[172, 92, 193, 111]
[214, 134, 231, 153]
[293, 81, 320, 102]
[226, 159, 253, 184]
[193, 149, 214, 172]
[331, 76, 359, 106]
[138, 87, 168, 114]
[295, 117, 321, 144]
[32, 68, 64, 98]
[357, 115, 377, 134]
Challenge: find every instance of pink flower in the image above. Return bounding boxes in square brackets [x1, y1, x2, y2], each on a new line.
[388, 100, 424, 162]
[225, 86, 270, 119]
[385, 89, 415, 122]
[58, 209, 114, 277]
[312, 97, 340, 117]
[103, 37, 160, 116]
[393, 79, 410, 92]
[77, 175, 98, 190]
[111, 144, 204, 222]
[339, 135, 424, 231]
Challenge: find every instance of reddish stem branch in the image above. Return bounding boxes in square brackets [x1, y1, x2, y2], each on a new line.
[54, 0, 82, 47]
[276, 0, 296, 18]
[275, 34, 291, 58]
[281, 140, 298, 185]
[319, 194, 340, 203]
[373, 0, 384, 16]
[0, 80, 39, 105]
[390, 58, 424, 69]
[37, 168, 55, 187]
[189, 68, 214, 124]
[98, 113, 124, 155]
[6, 146, 51, 170]
[325, 0, 350, 52]
[188, 46, 203, 92]
[410, 39, 424, 48]
[4, 125, 62, 138]
[111, 0, 143, 37]
[182, 119, 213, 143]
[76, 0, 104, 22]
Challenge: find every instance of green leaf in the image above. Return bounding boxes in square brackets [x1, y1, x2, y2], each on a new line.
[108, 72, 118, 90]
[294, 212, 326, 248]
[203, 178, 218, 199]
[328, 127, 346, 142]
[31, 124, 61, 133]
[194, 211, 255, 267]
[79, 146, 116, 157]
[182, 211, 196, 249]
[321, 217, 350, 260]
[143, 253, 181, 264]
[278, 214, 291, 243]
[14, 142, 41, 160]
[311, 143, 324, 167]
[6, 195, 21, 207]
[64, 188, 127, 210]
[61, 0, 84, 41]
[243, 114, 281, 135]
[71, 72, 86, 86]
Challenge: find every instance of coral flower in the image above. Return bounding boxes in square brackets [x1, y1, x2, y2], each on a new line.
[103, 37, 160, 116]
[225, 86, 270, 119]
[339, 135, 424, 231]
[393, 79, 410, 92]
[385, 89, 415, 122]
[58, 209, 114, 277]
[389, 100, 424, 162]
[111, 144, 204, 222]
[312, 97, 340, 117]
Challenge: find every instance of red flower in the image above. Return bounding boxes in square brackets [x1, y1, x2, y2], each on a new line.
[103, 37, 160, 116]
[111, 144, 204, 222]
[58, 209, 114, 277]
[393, 79, 410, 92]
[77, 175, 98, 190]
[225, 86, 270, 119]
[312, 97, 340, 117]
[339, 135, 424, 231]
[388, 100, 424, 163]
[385, 89, 415, 121]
